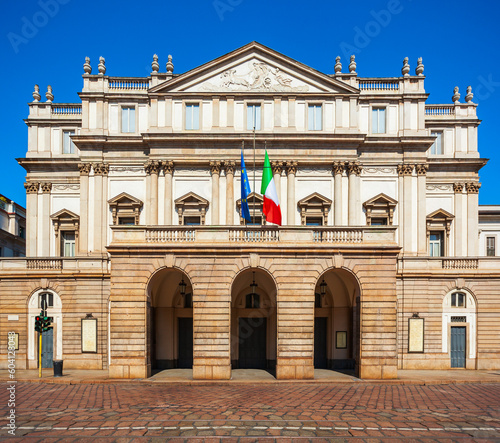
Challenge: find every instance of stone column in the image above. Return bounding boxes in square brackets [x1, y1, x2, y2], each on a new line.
[40, 183, 52, 256]
[145, 161, 160, 225]
[225, 161, 235, 225]
[210, 161, 221, 225]
[466, 182, 480, 256]
[286, 161, 298, 225]
[24, 182, 39, 257]
[416, 164, 428, 255]
[333, 162, 344, 225]
[347, 162, 362, 225]
[163, 161, 174, 225]
[271, 161, 283, 201]
[453, 183, 464, 256]
[92, 163, 108, 254]
[399, 164, 415, 254]
[78, 163, 91, 255]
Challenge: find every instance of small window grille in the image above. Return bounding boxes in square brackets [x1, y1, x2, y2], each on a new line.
[451, 316, 467, 323]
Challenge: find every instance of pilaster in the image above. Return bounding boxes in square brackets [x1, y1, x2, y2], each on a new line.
[454, 183, 465, 256]
[415, 164, 428, 255]
[286, 161, 297, 225]
[163, 161, 174, 225]
[466, 182, 480, 256]
[78, 163, 91, 254]
[92, 163, 109, 253]
[398, 164, 415, 254]
[145, 161, 161, 225]
[347, 162, 362, 226]
[271, 161, 283, 200]
[333, 162, 344, 226]
[24, 182, 40, 257]
[225, 161, 235, 225]
[40, 182, 52, 256]
[210, 161, 221, 225]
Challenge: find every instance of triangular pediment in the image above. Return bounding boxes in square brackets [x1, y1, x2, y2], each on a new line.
[150, 42, 359, 95]
[298, 192, 332, 207]
[236, 192, 263, 205]
[363, 193, 398, 208]
[50, 208, 79, 220]
[108, 192, 143, 207]
[175, 192, 209, 206]
[427, 208, 454, 220]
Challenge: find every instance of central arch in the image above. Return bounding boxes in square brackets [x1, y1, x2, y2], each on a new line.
[314, 268, 360, 374]
[147, 267, 193, 372]
[231, 268, 277, 373]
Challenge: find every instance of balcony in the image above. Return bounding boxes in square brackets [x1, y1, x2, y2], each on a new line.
[110, 225, 398, 248]
[398, 257, 500, 275]
[0, 257, 110, 273]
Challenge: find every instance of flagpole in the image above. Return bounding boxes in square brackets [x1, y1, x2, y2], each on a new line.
[253, 123, 256, 226]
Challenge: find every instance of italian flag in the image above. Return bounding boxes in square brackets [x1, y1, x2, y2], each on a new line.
[260, 150, 282, 226]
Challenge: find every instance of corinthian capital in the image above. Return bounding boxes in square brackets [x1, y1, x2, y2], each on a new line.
[415, 164, 429, 176]
[144, 160, 161, 175]
[41, 182, 52, 193]
[466, 182, 481, 194]
[210, 161, 222, 175]
[93, 163, 109, 175]
[225, 161, 236, 175]
[332, 161, 344, 176]
[453, 182, 464, 193]
[286, 161, 298, 175]
[24, 182, 40, 194]
[162, 160, 174, 175]
[397, 164, 414, 176]
[347, 161, 362, 176]
[78, 163, 92, 175]
[271, 161, 284, 175]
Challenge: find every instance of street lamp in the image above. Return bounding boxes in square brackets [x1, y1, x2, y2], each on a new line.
[250, 272, 258, 296]
[320, 279, 327, 296]
[179, 278, 186, 296]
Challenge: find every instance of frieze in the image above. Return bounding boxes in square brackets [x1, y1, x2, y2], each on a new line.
[52, 184, 80, 191]
[362, 167, 396, 176]
[109, 166, 146, 175]
[426, 184, 453, 192]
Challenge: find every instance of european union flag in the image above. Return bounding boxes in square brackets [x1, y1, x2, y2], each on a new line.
[241, 150, 252, 222]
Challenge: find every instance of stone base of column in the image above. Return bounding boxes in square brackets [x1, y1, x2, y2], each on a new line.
[193, 360, 231, 379]
[276, 358, 314, 379]
[108, 361, 150, 379]
[359, 359, 397, 379]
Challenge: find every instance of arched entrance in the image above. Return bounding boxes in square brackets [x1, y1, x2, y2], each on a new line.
[314, 268, 360, 373]
[147, 268, 193, 371]
[231, 268, 277, 372]
[28, 289, 62, 369]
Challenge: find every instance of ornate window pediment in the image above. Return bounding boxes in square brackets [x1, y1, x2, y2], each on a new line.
[363, 193, 397, 226]
[426, 208, 454, 235]
[50, 209, 79, 256]
[297, 193, 332, 226]
[108, 192, 143, 225]
[426, 208, 454, 256]
[175, 192, 209, 225]
[236, 192, 265, 225]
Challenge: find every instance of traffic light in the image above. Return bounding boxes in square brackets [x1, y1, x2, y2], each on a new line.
[35, 316, 42, 333]
[42, 316, 52, 332]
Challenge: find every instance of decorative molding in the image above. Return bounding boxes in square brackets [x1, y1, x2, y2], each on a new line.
[466, 182, 481, 194]
[362, 167, 396, 176]
[78, 163, 92, 175]
[24, 182, 40, 194]
[53, 184, 80, 191]
[93, 163, 109, 175]
[426, 184, 453, 192]
[109, 166, 145, 174]
[453, 183, 464, 193]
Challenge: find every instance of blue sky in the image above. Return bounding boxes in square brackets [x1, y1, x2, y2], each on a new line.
[1, 0, 499, 206]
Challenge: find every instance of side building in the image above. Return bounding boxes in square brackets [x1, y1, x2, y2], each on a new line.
[1, 42, 499, 378]
[0, 194, 26, 258]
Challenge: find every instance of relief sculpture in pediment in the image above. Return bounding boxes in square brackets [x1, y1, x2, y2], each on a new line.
[200, 61, 310, 92]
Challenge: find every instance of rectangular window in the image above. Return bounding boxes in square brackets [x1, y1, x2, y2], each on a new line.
[61, 231, 76, 257]
[430, 131, 443, 155]
[486, 236, 496, 256]
[308, 104, 322, 131]
[118, 217, 135, 225]
[63, 130, 75, 154]
[247, 104, 261, 130]
[183, 216, 201, 226]
[121, 107, 135, 133]
[185, 104, 200, 130]
[451, 292, 465, 308]
[39, 292, 54, 308]
[306, 217, 323, 226]
[372, 108, 386, 134]
[429, 231, 443, 257]
[19, 226, 25, 239]
[371, 218, 388, 226]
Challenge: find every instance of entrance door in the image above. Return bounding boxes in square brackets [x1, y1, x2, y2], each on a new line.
[41, 327, 53, 369]
[314, 317, 328, 369]
[450, 326, 466, 368]
[178, 317, 193, 368]
[238, 317, 267, 369]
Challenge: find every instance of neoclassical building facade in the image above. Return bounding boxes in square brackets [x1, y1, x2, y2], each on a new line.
[1, 42, 499, 379]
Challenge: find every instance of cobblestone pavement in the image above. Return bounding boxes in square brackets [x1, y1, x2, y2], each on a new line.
[1, 382, 499, 441]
